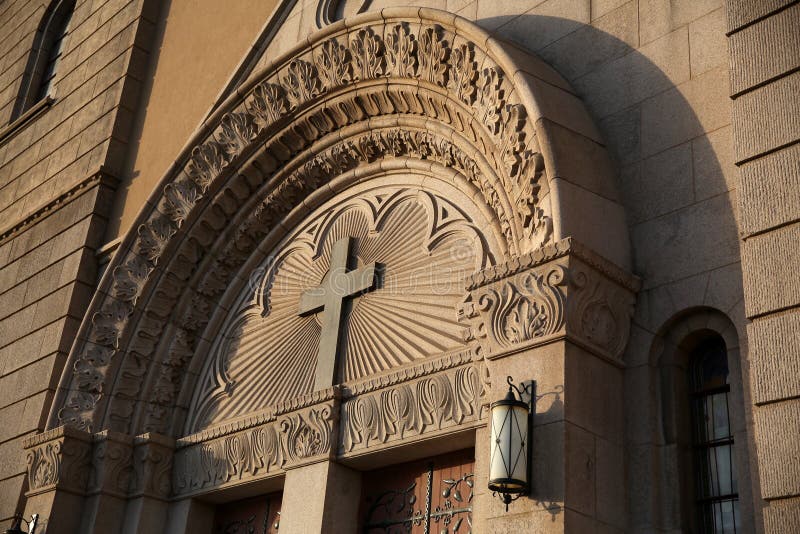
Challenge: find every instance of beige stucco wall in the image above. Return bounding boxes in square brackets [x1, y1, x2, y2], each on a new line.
[104, 0, 279, 242]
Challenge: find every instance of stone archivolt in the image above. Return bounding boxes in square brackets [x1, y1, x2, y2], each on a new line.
[53, 11, 558, 436]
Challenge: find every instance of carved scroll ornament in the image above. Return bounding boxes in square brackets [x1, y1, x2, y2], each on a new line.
[173, 402, 336, 496]
[459, 238, 639, 363]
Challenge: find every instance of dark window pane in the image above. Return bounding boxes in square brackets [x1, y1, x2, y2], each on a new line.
[689, 336, 739, 533]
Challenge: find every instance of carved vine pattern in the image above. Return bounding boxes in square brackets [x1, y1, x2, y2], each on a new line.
[58, 19, 551, 433]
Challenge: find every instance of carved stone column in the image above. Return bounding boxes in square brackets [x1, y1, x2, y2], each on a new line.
[459, 238, 638, 532]
[80, 431, 134, 533]
[276, 393, 362, 534]
[121, 433, 174, 534]
[23, 426, 93, 534]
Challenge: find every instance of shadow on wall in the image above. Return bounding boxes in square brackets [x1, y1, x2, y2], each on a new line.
[477, 13, 751, 533]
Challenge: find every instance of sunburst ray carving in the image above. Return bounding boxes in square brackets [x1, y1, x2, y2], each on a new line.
[189, 187, 491, 431]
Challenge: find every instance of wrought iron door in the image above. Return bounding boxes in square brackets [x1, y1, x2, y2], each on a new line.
[213, 492, 282, 534]
[360, 449, 474, 534]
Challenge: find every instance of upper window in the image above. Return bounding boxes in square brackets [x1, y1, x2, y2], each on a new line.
[689, 336, 740, 533]
[12, 0, 75, 120]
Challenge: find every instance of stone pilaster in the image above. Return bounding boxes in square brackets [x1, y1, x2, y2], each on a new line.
[80, 431, 134, 533]
[22, 426, 93, 534]
[459, 238, 638, 532]
[121, 433, 175, 534]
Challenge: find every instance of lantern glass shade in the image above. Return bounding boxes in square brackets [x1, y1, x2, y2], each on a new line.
[488, 390, 529, 494]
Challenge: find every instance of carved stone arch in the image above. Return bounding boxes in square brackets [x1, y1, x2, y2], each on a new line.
[48, 8, 629, 436]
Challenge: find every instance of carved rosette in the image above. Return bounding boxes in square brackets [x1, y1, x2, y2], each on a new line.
[56, 12, 558, 435]
[459, 238, 639, 364]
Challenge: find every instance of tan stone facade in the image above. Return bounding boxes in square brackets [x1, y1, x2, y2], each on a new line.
[0, 0, 797, 532]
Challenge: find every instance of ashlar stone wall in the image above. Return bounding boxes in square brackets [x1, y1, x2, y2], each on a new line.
[727, 1, 800, 531]
[0, 0, 157, 527]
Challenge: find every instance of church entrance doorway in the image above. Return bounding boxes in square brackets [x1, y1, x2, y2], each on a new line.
[213, 491, 282, 534]
[359, 449, 475, 533]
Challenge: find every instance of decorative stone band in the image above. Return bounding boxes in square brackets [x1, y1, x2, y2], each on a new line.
[459, 237, 640, 365]
[172, 399, 338, 497]
[339, 359, 485, 455]
[28, 350, 485, 500]
[24, 427, 174, 501]
[171, 351, 483, 498]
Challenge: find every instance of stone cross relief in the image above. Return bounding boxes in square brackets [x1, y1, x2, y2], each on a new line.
[298, 236, 377, 390]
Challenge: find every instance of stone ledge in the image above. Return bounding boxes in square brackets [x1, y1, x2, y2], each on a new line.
[0, 168, 119, 247]
[465, 237, 640, 293]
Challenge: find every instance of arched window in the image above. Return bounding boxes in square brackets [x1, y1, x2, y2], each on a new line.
[688, 336, 740, 533]
[646, 309, 757, 533]
[12, 0, 75, 119]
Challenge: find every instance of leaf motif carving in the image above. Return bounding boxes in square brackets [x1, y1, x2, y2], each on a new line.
[113, 256, 153, 303]
[136, 217, 175, 263]
[417, 26, 449, 86]
[217, 112, 256, 158]
[476, 67, 504, 134]
[316, 38, 352, 87]
[282, 59, 322, 110]
[163, 180, 200, 225]
[351, 27, 385, 80]
[448, 44, 477, 104]
[248, 82, 288, 130]
[498, 104, 527, 178]
[385, 23, 417, 77]
[186, 141, 227, 191]
[92, 300, 131, 348]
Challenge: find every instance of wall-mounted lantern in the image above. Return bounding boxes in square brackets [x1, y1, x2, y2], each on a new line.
[488, 376, 534, 511]
[4, 513, 38, 534]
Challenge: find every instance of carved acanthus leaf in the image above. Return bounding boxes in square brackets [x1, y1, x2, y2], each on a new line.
[385, 23, 416, 77]
[417, 26, 449, 86]
[351, 27, 385, 80]
[186, 141, 227, 191]
[282, 59, 322, 110]
[217, 112, 257, 157]
[448, 44, 477, 104]
[316, 38, 352, 87]
[248, 82, 288, 130]
[477, 67, 504, 134]
[113, 256, 153, 304]
[136, 217, 174, 263]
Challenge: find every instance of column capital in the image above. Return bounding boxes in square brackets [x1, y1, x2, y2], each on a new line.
[24, 425, 93, 497]
[459, 238, 640, 365]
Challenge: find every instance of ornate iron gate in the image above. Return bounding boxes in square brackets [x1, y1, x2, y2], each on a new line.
[360, 449, 474, 534]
